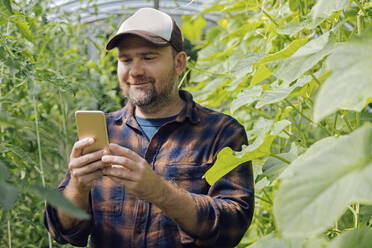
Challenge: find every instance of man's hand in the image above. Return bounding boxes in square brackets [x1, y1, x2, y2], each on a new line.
[102, 143, 198, 236]
[57, 137, 108, 231]
[101, 143, 164, 202]
[68, 137, 108, 195]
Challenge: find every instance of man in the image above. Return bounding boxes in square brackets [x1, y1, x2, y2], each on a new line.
[44, 8, 254, 248]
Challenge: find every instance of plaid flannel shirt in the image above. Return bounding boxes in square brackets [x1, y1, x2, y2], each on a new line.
[44, 90, 254, 248]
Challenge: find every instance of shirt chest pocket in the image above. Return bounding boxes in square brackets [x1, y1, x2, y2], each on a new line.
[164, 163, 211, 194]
[92, 177, 125, 216]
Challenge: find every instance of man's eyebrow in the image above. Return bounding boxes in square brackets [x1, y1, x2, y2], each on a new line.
[118, 51, 160, 58]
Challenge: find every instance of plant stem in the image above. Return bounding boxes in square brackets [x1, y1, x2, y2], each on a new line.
[33, 96, 46, 188]
[8, 220, 11, 248]
[310, 72, 321, 87]
[262, 188, 273, 205]
[270, 153, 291, 164]
[283, 129, 307, 148]
[260, 7, 279, 26]
[355, 203, 360, 228]
[255, 194, 272, 204]
[353, 0, 367, 16]
[333, 111, 339, 134]
[356, 112, 360, 128]
[33, 95, 53, 248]
[285, 99, 332, 136]
[59, 91, 69, 162]
[342, 112, 353, 132]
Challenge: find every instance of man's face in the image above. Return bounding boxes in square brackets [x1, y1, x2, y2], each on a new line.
[116, 36, 178, 108]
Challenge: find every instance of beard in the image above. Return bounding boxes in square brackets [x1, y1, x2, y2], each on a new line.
[125, 63, 178, 110]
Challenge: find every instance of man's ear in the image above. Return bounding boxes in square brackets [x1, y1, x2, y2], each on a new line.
[174, 51, 187, 75]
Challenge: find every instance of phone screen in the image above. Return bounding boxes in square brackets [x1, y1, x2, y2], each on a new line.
[75, 111, 109, 154]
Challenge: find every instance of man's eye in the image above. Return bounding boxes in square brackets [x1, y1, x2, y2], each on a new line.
[121, 58, 131, 63]
[144, 57, 155, 60]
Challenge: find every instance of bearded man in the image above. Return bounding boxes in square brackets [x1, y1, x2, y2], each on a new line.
[44, 7, 254, 248]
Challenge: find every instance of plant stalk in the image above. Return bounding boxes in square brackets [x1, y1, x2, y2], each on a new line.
[33, 95, 53, 248]
[270, 153, 291, 164]
[353, 0, 367, 16]
[355, 203, 360, 228]
[285, 99, 332, 136]
[342, 112, 353, 132]
[8, 220, 11, 248]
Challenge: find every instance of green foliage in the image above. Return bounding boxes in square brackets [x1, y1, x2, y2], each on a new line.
[274, 124, 372, 237]
[0, 0, 120, 246]
[182, 0, 372, 246]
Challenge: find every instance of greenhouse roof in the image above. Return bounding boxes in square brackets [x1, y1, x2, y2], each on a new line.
[50, 0, 219, 24]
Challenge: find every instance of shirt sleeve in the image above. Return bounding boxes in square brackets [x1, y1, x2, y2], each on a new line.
[43, 170, 93, 247]
[177, 119, 254, 247]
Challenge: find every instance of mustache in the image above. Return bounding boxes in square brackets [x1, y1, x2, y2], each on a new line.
[129, 76, 155, 84]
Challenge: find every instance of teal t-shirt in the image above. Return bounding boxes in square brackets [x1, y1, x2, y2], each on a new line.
[135, 115, 178, 140]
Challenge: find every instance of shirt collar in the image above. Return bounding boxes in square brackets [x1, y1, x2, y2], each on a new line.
[112, 90, 200, 127]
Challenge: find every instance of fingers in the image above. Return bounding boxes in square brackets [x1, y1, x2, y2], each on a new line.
[71, 160, 108, 177]
[101, 155, 137, 171]
[69, 149, 106, 170]
[109, 143, 141, 161]
[70, 137, 95, 158]
[73, 169, 104, 185]
[103, 167, 136, 181]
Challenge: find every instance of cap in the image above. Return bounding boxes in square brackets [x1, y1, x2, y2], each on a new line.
[106, 8, 183, 52]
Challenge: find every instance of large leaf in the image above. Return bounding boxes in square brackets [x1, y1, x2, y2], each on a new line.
[247, 232, 328, 248]
[311, 0, 348, 21]
[262, 143, 298, 182]
[313, 29, 372, 123]
[34, 186, 90, 220]
[204, 118, 290, 185]
[328, 228, 372, 248]
[231, 85, 262, 113]
[255, 76, 312, 108]
[266, 32, 334, 83]
[274, 124, 372, 237]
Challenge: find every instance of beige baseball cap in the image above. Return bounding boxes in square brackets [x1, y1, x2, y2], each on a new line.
[106, 8, 183, 52]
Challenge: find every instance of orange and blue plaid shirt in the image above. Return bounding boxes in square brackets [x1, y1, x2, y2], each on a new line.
[44, 90, 254, 248]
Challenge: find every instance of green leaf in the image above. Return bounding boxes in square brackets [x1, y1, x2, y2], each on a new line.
[313, 29, 372, 123]
[263, 143, 298, 182]
[34, 186, 90, 220]
[205, 118, 280, 185]
[311, 0, 348, 21]
[266, 32, 334, 83]
[15, 17, 33, 42]
[250, 65, 272, 86]
[259, 39, 308, 64]
[181, 16, 206, 44]
[274, 124, 372, 237]
[231, 85, 262, 113]
[1, 0, 12, 14]
[328, 227, 372, 248]
[255, 76, 312, 108]
[247, 232, 327, 248]
[0, 181, 18, 210]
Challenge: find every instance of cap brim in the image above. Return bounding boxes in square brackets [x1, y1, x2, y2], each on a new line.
[106, 30, 170, 50]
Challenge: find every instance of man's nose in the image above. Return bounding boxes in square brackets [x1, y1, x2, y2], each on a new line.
[129, 60, 145, 77]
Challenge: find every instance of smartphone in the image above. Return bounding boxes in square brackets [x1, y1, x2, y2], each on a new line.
[75, 110, 109, 154]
